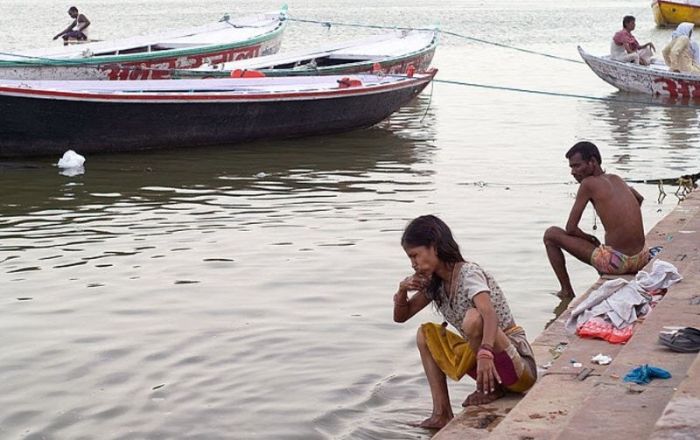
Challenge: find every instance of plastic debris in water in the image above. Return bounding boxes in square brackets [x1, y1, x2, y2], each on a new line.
[56, 150, 86, 176]
[591, 353, 613, 365]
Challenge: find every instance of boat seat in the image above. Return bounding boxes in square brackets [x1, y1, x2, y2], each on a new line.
[151, 42, 207, 50]
[327, 53, 380, 61]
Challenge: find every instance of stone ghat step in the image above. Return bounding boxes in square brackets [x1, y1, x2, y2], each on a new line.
[552, 263, 700, 440]
[434, 191, 700, 440]
[650, 351, 700, 439]
[493, 193, 700, 440]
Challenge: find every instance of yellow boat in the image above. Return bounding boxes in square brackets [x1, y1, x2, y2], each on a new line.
[653, 0, 700, 27]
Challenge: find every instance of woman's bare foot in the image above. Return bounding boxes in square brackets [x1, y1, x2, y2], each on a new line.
[461, 387, 505, 406]
[408, 413, 453, 429]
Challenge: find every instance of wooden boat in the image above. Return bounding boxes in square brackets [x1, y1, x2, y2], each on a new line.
[578, 46, 700, 98]
[167, 29, 438, 78]
[653, 0, 700, 27]
[0, 70, 437, 157]
[0, 10, 287, 81]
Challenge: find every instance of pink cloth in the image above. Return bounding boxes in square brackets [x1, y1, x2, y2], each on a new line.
[613, 29, 640, 51]
[577, 317, 634, 344]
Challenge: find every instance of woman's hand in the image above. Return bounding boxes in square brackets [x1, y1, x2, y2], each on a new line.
[398, 274, 428, 294]
[476, 357, 501, 394]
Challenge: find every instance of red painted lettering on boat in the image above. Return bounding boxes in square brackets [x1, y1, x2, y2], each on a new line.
[654, 78, 678, 97]
[98, 44, 264, 80]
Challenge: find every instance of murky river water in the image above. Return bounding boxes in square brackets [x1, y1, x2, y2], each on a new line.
[1, 1, 698, 438]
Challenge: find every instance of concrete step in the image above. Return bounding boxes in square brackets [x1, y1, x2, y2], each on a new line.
[434, 193, 700, 439]
[650, 351, 700, 439]
[489, 194, 700, 439]
[553, 262, 700, 440]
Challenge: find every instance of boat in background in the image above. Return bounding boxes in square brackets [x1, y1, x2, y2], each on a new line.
[579, 46, 700, 98]
[652, 0, 700, 27]
[0, 9, 287, 81]
[168, 29, 438, 78]
[0, 70, 437, 157]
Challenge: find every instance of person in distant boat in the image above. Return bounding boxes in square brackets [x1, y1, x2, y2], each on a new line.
[53, 6, 90, 45]
[543, 141, 648, 299]
[662, 22, 700, 74]
[611, 15, 655, 65]
[393, 215, 536, 430]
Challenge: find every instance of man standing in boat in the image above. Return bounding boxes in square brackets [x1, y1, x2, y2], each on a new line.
[611, 15, 655, 65]
[53, 6, 90, 45]
[543, 141, 649, 298]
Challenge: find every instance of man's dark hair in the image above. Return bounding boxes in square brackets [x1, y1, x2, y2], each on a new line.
[623, 15, 635, 28]
[68, 6, 78, 13]
[566, 141, 602, 165]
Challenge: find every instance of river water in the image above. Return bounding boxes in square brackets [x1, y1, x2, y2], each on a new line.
[1, 1, 698, 439]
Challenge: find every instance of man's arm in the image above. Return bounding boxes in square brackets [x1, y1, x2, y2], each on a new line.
[53, 20, 76, 40]
[629, 185, 644, 205]
[565, 181, 600, 244]
[76, 14, 90, 31]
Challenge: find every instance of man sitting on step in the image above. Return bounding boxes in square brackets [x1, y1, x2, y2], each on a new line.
[543, 141, 649, 298]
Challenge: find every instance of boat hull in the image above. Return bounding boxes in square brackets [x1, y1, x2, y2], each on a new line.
[0, 17, 286, 80]
[171, 32, 437, 78]
[579, 46, 700, 97]
[0, 74, 434, 157]
[652, 0, 700, 27]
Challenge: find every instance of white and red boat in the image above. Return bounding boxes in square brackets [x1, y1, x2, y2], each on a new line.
[579, 45, 700, 98]
[168, 28, 438, 78]
[0, 9, 287, 81]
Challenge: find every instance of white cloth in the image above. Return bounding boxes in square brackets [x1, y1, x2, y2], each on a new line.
[636, 260, 683, 291]
[565, 260, 682, 333]
[610, 38, 628, 59]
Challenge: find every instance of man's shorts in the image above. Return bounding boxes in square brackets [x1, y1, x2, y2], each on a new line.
[63, 31, 87, 41]
[590, 245, 650, 275]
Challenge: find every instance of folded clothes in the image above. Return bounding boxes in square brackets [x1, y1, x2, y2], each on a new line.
[623, 364, 671, 385]
[565, 260, 683, 345]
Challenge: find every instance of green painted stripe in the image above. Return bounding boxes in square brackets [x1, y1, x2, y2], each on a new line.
[0, 21, 286, 68]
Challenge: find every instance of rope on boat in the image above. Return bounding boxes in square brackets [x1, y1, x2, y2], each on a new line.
[433, 78, 700, 109]
[0, 18, 582, 67]
[420, 80, 434, 124]
[286, 17, 584, 64]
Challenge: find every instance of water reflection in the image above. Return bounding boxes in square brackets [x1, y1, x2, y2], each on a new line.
[590, 93, 654, 148]
[0, 98, 437, 219]
[582, 92, 700, 178]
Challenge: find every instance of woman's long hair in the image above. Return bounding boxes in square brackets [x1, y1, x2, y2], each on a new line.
[401, 215, 465, 306]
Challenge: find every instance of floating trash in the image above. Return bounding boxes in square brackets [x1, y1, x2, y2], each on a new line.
[56, 150, 85, 176]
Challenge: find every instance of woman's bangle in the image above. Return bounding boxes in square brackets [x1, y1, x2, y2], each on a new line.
[477, 349, 494, 360]
[479, 343, 494, 354]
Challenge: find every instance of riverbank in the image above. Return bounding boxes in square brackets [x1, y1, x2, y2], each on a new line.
[435, 189, 700, 439]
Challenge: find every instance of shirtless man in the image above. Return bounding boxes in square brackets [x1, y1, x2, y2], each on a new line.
[53, 6, 90, 45]
[543, 141, 648, 298]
